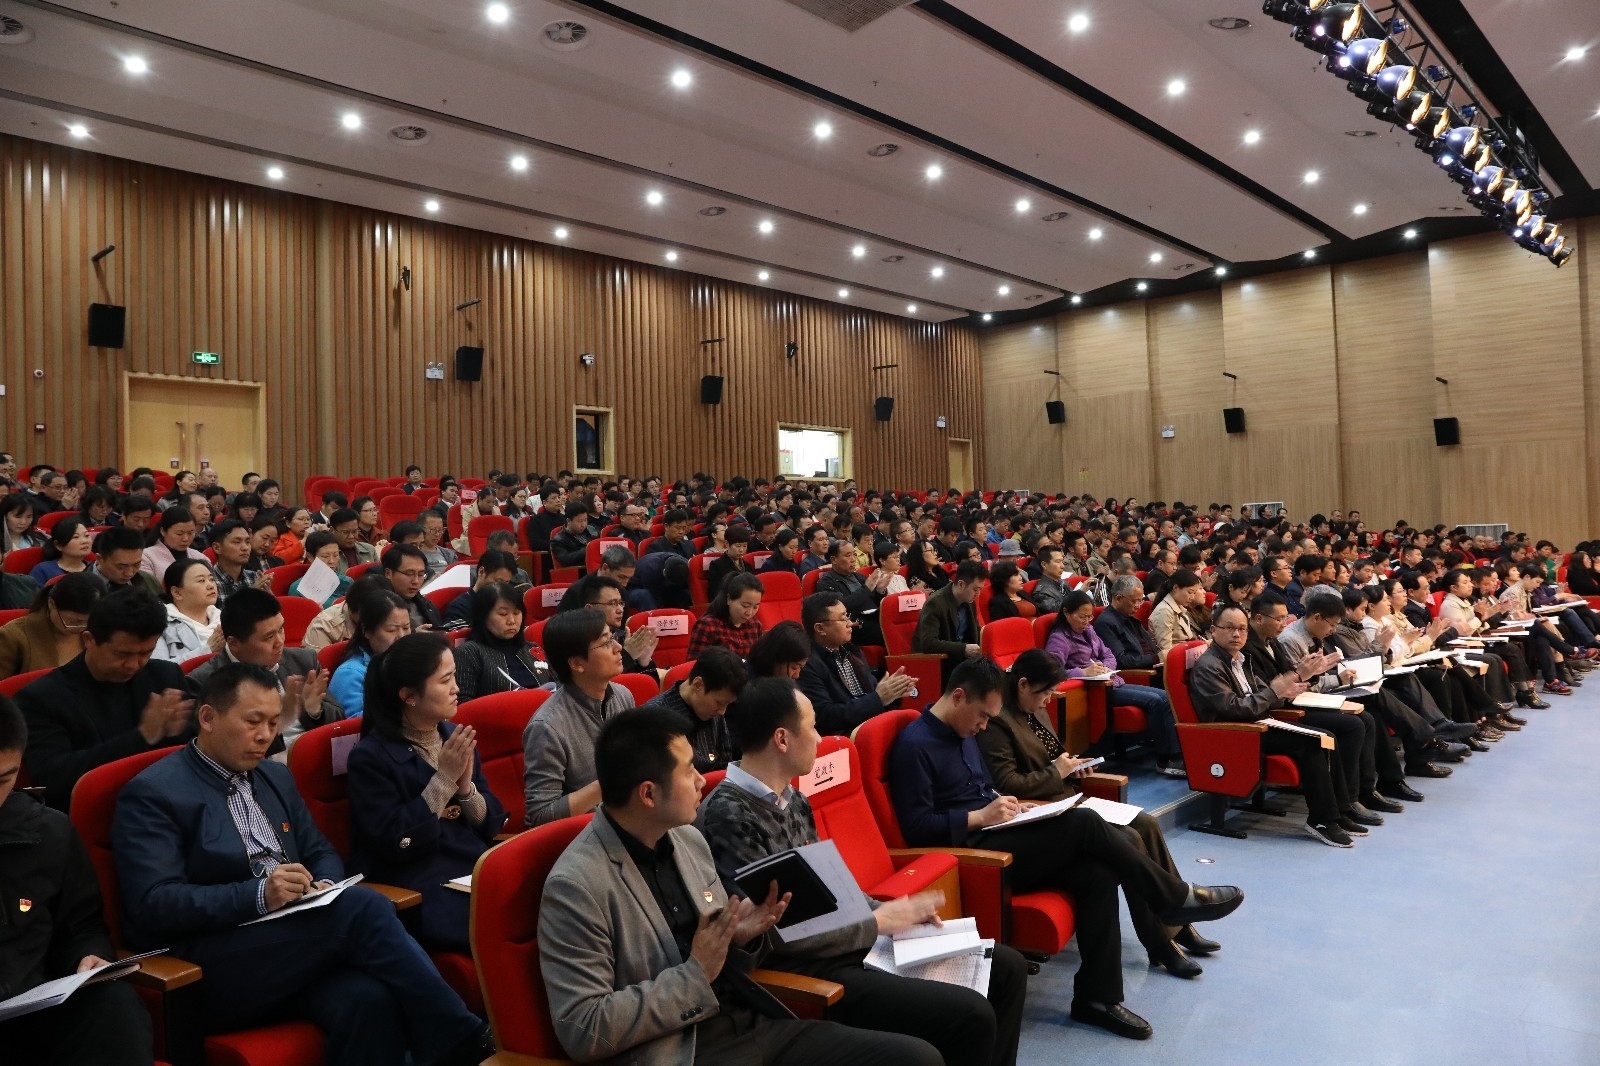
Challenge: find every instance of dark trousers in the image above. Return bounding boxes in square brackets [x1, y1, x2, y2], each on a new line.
[1555, 607, 1598, 645]
[1414, 667, 1469, 723]
[1358, 691, 1430, 760]
[1261, 727, 1343, 825]
[1386, 673, 1446, 726]
[1297, 708, 1367, 804]
[0, 978, 152, 1066]
[974, 807, 1188, 1005]
[1108, 684, 1181, 760]
[694, 1007, 943, 1066]
[175, 886, 481, 1066]
[790, 944, 1027, 1066]
[1470, 650, 1516, 701]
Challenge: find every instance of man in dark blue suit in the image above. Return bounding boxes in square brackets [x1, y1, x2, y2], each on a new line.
[112, 662, 492, 1066]
[797, 592, 915, 735]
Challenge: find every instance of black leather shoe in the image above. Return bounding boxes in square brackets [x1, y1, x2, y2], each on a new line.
[1173, 926, 1220, 954]
[1463, 735, 1490, 752]
[1405, 761, 1452, 778]
[1495, 700, 1516, 712]
[1070, 1001, 1154, 1040]
[1379, 781, 1425, 802]
[1429, 739, 1469, 761]
[1499, 711, 1528, 727]
[1336, 815, 1369, 837]
[1150, 940, 1203, 978]
[1434, 721, 1479, 741]
[1345, 803, 1384, 826]
[1158, 885, 1244, 926]
[1362, 790, 1405, 813]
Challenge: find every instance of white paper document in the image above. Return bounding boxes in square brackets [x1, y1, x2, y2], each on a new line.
[241, 874, 364, 925]
[867, 935, 994, 995]
[295, 558, 340, 604]
[1401, 650, 1451, 665]
[421, 563, 473, 595]
[443, 875, 472, 894]
[984, 793, 1083, 831]
[1077, 796, 1144, 826]
[0, 950, 167, 1022]
[1265, 718, 1335, 749]
[891, 917, 981, 968]
[758, 840, 874, 946]
[1292, 692, 1348, 710]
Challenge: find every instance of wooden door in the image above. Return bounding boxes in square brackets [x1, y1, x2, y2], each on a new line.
[124, 376, 263, 485]
[947, 438, 974, 492]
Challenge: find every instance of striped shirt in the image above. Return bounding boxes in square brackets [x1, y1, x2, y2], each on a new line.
[191, 741, 287, 914]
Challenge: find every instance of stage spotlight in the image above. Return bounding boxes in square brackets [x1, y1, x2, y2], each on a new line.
[1337, 37, 1389, 77]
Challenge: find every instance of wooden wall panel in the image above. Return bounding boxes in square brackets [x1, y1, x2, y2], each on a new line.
[1, 133, 982, 496]
[1058, 305, 1152, 501]
[1148, 294, 1227, 506]
[980, 320, 1062, 492]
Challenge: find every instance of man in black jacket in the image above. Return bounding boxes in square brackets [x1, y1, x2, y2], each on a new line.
[798, 593, 914, 735]
[18, 590, 192, 811]
[381, 545, 444, 631]
[816, 539, 884, 645]
[0, 698, 153, 1064]
[911, 560, 986, 685]
[1093, 575, 1159, 670]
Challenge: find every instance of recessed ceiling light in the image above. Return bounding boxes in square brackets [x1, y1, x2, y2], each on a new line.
[813, 121, 833, 140]
[838, 288, 850, 299]
[1352, 203, 1368, 215]
[925, 163, 943, 180]
[852, 244, 867, 258]
[553, 226, 569, 239]
[645, 190, 664, 205]
[1070, 295, 1083, 305]
[341, 112, 362, 130]
[123, 56, 148, 75]
[982, 312, 994, 321]
[758, 270, 770, 281]
[1088, 227, 1103, 240]
[997, 285, 1011, 296]
[67, 124, 88, 139]
[670, 69, 692, 89]
[510, 155, 529, 171]
[424, 200, 440, 213]
[1243, 129, 1261, 144]
[266, 166, 284, 180]
[1015, 198, 1032, 214]
[931, 267, 945, 278]
[1167, 79, 1186, 96]
[665, 250, 678, 262]
[1403, 228, 1417, 239]
[1149, 252, 1163, 263]
[1304, 170, 1320, 183]
[1067, 12, 1090, 33]
[1303, 249, 1317, 259]
[907, 304, 918, 314]
[1136, 282, 1149, 292]
[486, 2, 510, 24]
[1565, 46, 1587, 62]
[758, 219, 774, 234]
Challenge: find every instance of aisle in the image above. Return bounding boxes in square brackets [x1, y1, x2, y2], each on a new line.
[1017, 691, 1600, 1066]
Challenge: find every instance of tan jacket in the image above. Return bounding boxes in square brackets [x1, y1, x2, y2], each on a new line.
[0, 611, 74, 681]
[300, 602, 355, 651]
[1148, 595, 1201, 660]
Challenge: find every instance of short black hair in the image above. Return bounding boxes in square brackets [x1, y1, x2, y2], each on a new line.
[362, 632, 452, 742]
[381, 543, 427, 572]
[686, 645, 746, 696]
[199, 660, 281, 713]
[219, 587, 282, 641]
[1303, 592, 1345, 620]
[946, 656, 1004, 699]
[953, 559, 987, 585]
[209, 519, 249, 545]
[746, 620, 811, 677]
[0, 694, 26, 753]
[543, 608, 609, 685]
[330, 507, 359, 528]
[595, 706, 689, 809]
[476, 549, 519, 579]
[728, 676, 801, 752]
[1250, 588, 1288, 615]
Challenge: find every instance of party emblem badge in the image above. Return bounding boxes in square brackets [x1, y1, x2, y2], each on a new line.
[18, 898, 32, 913]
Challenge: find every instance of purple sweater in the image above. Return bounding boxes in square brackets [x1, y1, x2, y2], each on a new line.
[1043, 624, 1125, 686]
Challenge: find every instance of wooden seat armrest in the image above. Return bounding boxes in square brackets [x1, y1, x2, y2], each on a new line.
[494, 830, 522, 842]
[482, 1053, 572, 1066]
[752, 970, 845, 1008]
[1189, 721, 1269, 732]
[1269, 708, 1306, 722]
[123, 953, 204, 991]
[1119, 669, 1157, 683]
[1079, 772, 1129, 802]
[891, 652, 946, 660]
[888, 846, 1012, 868]
[367, 883, 424, 910]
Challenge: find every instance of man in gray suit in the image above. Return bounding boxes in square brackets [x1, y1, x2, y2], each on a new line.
[537, 706, 942, 1066]
[185, 589, 339, 747]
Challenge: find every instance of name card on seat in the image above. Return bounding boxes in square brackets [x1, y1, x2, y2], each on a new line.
[541, 586, 568, 607]
[798, 749, 852, 797]
[898, 592, 927, 612]
[649, 614, 689, 636]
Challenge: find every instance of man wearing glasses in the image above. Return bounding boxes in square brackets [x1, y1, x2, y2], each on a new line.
[616, 503, 651, 550]
[798, 592, 915, 735]
[381, 544, 443, 631]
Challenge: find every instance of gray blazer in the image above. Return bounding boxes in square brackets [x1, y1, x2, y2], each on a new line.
[1277, 620, 1340, 692]
[537, 814, 771, 1066]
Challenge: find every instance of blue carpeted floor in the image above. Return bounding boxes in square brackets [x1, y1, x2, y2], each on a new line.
[1017, 691, 1600, 1066]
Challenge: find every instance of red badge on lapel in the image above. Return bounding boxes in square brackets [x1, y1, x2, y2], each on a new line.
[281, 823, 290, 833]
[18, 898, 32, 913]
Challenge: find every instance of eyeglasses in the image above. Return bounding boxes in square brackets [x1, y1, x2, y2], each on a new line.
[51, 604, 88, 632]
[588, 635, 620, 652]
[594, 598, 624, 608]
[394, 569, 428, 580]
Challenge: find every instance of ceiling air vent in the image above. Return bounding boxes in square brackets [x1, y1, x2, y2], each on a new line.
[779, 0, 916, 31]
[389, 125, 431, 145]
[1041, 211, 1070, 222]
[867, 143, 899, 158]
[881, 255, 905, 263]
[0, 14, 34, 45]
[541, 20, 591, 51]
[699, 206, 727, 217]
[1206, 16, 1252, 31]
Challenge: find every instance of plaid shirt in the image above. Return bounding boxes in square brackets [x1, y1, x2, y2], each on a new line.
[191, 741, 287, 914]
[213, 565, 262, 606]
[687, 614, 765, 659]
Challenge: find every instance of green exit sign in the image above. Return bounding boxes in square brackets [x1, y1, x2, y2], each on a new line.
[191, 351, 221, 366]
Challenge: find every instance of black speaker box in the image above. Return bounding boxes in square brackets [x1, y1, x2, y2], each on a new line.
[1223, 407, 1246, 434]
[700, 375, 724, 405]
[455, 346, 485, 381]
[1045, 400, 1067, 425]
[874, 396, 895, 422]
[1433, 417, 1460, 447]
[88, 303, 126, 349]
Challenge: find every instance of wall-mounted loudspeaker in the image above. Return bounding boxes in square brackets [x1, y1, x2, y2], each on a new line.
[874, 396, 895, 422]
[455, 346, 485, 381]
[88, 303, 126, 349]
[700, 375, 724, 405]
[1045, 400, 1067, 425]
[1433, 417, 1460, 447]
[1223, 407, 1246, 434]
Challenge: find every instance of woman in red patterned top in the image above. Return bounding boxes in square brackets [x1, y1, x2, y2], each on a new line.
[688, 571, 765, 659]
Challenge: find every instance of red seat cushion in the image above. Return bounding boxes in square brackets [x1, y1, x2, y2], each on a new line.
[1111, 705, 1149, 733]
[1263, 755, 1301, 788]
[432, 951, 483, 1017]
[1009, 890, 1077, 954]
[204, 1022, 325, 1066]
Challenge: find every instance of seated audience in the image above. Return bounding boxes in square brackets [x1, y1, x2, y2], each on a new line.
[1092, 574, 1159, 670]
[1, 493, 48, 554]
[911, 559, 987, 681]
[28, 517, 93, 585]
[1147, 568, 1205, 659]
[904, 537, 949, 592]
[87, 527, 160, 597]
[639, 644, 745, 772]
[441, 549, 519, 626]
[327, 506, 379, 574]
[0, 573, 103, 680]
[18, 589, 191, 809]
[417, 510, 458, 577]
[452, 582, 552, 701]
[641, 508, 696, 561]
[522, 608, 636, 827]
[688, 572, 766, 659]
[550, 502, 594, 570]
[706, 525, 752, 599]
[539, 704, 941, 1066]
[270, 507, 312, 564]
[289, 530, 354, 607]
[328, 589, 413, 718]
[152, 559, 222, 664]
[575, 575, 660, 673]
[138, 506, 206, 577]
[746, 619, 811, 680]
[1031, 544, 1070, 616]
[0, 697, 154, 1065]
[352, 495, 387, 547]
[112, 661, 493, 1065]
[301, 572, 391, 652]
[1045, 591, 1184, 777]
[186, 588, 337, 743]
[798, 591, 915, 736]
[348, 633, 506, 951]
[382, 544, 444, 631]
[700, 676, 1028, 1066]
[985, 561, 1036, 621]
[817, 537, 886, 644]
[208, 519, 268, 605]
[888, 658, 1244, 1040]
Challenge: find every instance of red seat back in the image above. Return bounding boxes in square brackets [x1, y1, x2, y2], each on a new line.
[979, 616, 1034, 669]
[456, 690, 553, 827]
[344, 562, 378, 582]
[1428, 591, 1443, 618]
[0, 608, 26, 627]
[851, 708, 922, 849]
[378, 495, 427, 529]
[625, 609, 695, 667]
[36, 511, 73, 534]
[423, 587, 462, 618]
[585, 537, 632, 574]
[523, 584, 569, 623]
[69, 748, 178, 946]
[755, 571, 802, 630]
[1134, 598, 1156, 625]
[0, 667, 52, 698]
[662, 661, 695, 689]
[2, 547, 43, 575]
[268, 562, 311, 596]
[277, 596, 323, 646]
[287, 717, 366, 859]
[614, 672, 661, 706]
[470, 813, 593, 1060]
[1164, 640, 1209, 725]
[974, 583, 995, 627]
[180, 652, 215, 675]
[881, 591, 927, 657]
[1031, 614, 1056, 649]
[805, 737, 897, 890]
[317, 640, 350, 673]
[801, 569, 823, 597]
[468, 515, 514, 557]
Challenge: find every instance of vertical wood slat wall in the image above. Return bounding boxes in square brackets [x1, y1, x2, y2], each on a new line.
[1, 134, 984, 493]
[982, 228, 1600, 545]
